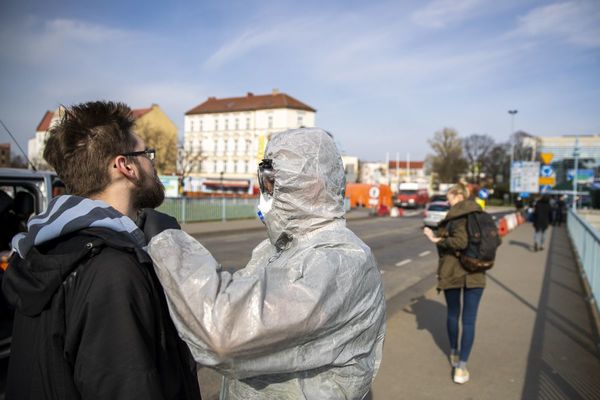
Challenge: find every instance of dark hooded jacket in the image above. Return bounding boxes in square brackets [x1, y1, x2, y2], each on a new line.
[2, 196, 201, 400]
[435, 199, 486, 290]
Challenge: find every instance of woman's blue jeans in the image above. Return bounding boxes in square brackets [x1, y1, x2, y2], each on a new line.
[444, 287, 484, 362]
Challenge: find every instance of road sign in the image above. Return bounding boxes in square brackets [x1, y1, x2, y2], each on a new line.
[540, 165, 554, 177]
[478, 188, 489, 199]
[540, 184, 553, 193]
[510, 161, 540, 193]
[540, 153, 553, 165]
[539, 176, 556, 186]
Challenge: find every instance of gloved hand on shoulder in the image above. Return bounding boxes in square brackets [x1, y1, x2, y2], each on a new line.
[137, 208, 181, 243]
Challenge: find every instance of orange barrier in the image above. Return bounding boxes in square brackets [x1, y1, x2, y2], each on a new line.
[498, 218, 508, 236]
[517, 213, 525, 225]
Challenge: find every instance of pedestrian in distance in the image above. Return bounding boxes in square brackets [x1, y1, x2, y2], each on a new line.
[139, 128, 387, 400]
[554, 195, 566, 227]
[423, 183, 485, 384]
[533, 195, 552, 251]
[2, 101, 201, 400]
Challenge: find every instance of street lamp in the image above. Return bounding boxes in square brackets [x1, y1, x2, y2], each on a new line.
[508, 110, 518, 165]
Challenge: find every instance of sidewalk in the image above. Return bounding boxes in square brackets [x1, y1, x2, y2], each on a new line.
[372, 223, 600, 399]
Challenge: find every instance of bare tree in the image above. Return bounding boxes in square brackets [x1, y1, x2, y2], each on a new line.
[463, 134, 495, 183]
[481, 143, 510, 184]
[177, 143, 205, 194]
[426, 128, 468, 183]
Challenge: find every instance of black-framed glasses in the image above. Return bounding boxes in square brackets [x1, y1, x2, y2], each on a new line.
[121, 148, 156, 161]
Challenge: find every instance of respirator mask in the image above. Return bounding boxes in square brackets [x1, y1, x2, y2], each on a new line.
[257, 159, 275, 223]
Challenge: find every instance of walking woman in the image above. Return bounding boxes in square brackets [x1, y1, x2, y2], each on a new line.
[423, 183, 485, 384]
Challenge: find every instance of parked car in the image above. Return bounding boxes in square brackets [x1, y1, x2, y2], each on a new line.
[422, 201, 450, 228]
[429, 193, 447, 203]
[0, 168, 64, 378]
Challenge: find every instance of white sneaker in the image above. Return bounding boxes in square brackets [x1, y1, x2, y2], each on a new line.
[453, 368, 470, 384]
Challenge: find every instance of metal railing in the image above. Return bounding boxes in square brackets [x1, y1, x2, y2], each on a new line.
[157, 197, 258, 223]
[157, 197, 353, 223]
[567, 209, 600, 314]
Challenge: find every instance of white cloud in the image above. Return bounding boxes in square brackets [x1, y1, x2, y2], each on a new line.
[411, 0, 486, 29]
[512, 1, 600, 48]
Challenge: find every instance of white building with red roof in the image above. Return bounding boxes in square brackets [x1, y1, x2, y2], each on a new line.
[183, 89, 316, 184]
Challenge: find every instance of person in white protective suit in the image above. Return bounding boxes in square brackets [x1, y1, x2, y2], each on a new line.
[145, 128, 386, 399]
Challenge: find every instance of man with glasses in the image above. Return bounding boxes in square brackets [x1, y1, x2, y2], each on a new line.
[2, 101, 201, 399]
[143, 128, 386, 399]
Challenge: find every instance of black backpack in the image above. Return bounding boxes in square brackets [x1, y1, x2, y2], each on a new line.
[458, 211, 501, 272]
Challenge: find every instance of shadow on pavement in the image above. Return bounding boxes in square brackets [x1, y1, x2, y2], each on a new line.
[519, 226, 600, 399]
[403, 296, 449, 358]
[508, 239, 533, 251]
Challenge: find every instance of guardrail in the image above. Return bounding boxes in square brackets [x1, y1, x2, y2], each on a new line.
[567, 209, 600, 315]
[157, 197, 352, 223]
[157, 197, 258, 223]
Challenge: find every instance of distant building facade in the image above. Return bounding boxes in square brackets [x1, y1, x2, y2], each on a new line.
[388, 161, 428, 191]
[29, 104, 176, 173]
[538, 134, 600, 189]
[359, 162, 389, 185]
[131, 104, 178, 174]
[0, 143, 10, 167]
[341, 156, 359, 183]
[183, 90, 316, 190]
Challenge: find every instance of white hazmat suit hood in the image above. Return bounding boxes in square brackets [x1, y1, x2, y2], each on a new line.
[260, 128, 345, 248]
[148, 128, 386, 399]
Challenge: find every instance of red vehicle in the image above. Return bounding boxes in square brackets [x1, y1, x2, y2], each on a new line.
[394, 188, 429, 209]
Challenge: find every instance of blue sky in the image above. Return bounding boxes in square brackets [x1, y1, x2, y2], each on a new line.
[1, 0, 599, 162]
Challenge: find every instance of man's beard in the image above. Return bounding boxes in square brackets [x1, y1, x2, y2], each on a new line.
[132, 166, 165, 210]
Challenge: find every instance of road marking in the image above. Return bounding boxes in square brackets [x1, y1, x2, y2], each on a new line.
[395, 259, 412, 267]
[419, 251, 431, 257]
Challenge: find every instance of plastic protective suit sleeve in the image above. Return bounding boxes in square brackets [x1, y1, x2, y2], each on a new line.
[148, 224, 385, 381]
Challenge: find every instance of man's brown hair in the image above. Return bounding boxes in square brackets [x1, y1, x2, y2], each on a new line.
[44, 101, 137, 197]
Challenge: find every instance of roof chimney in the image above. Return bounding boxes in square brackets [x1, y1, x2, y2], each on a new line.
[208, 96, 216, 101]
[272, 88, 280, 95]
[246, 92, 254, 97]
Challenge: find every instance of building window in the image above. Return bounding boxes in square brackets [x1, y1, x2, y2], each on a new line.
[246, 117, 250, 130]
[213, 161, 218, 173]
[213, 139, 218, 153]
[245, 160, 250, 173]
[190, 120, 194, 132]
[225, 119, 229, 130]
[235, 118, 239, 130]
[297, 116, 303, 127]
[268, 115, 273, 129]
[215, 119, 219, 131]
[246, 139, 252, 155]
[199, 120, 203, 131]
